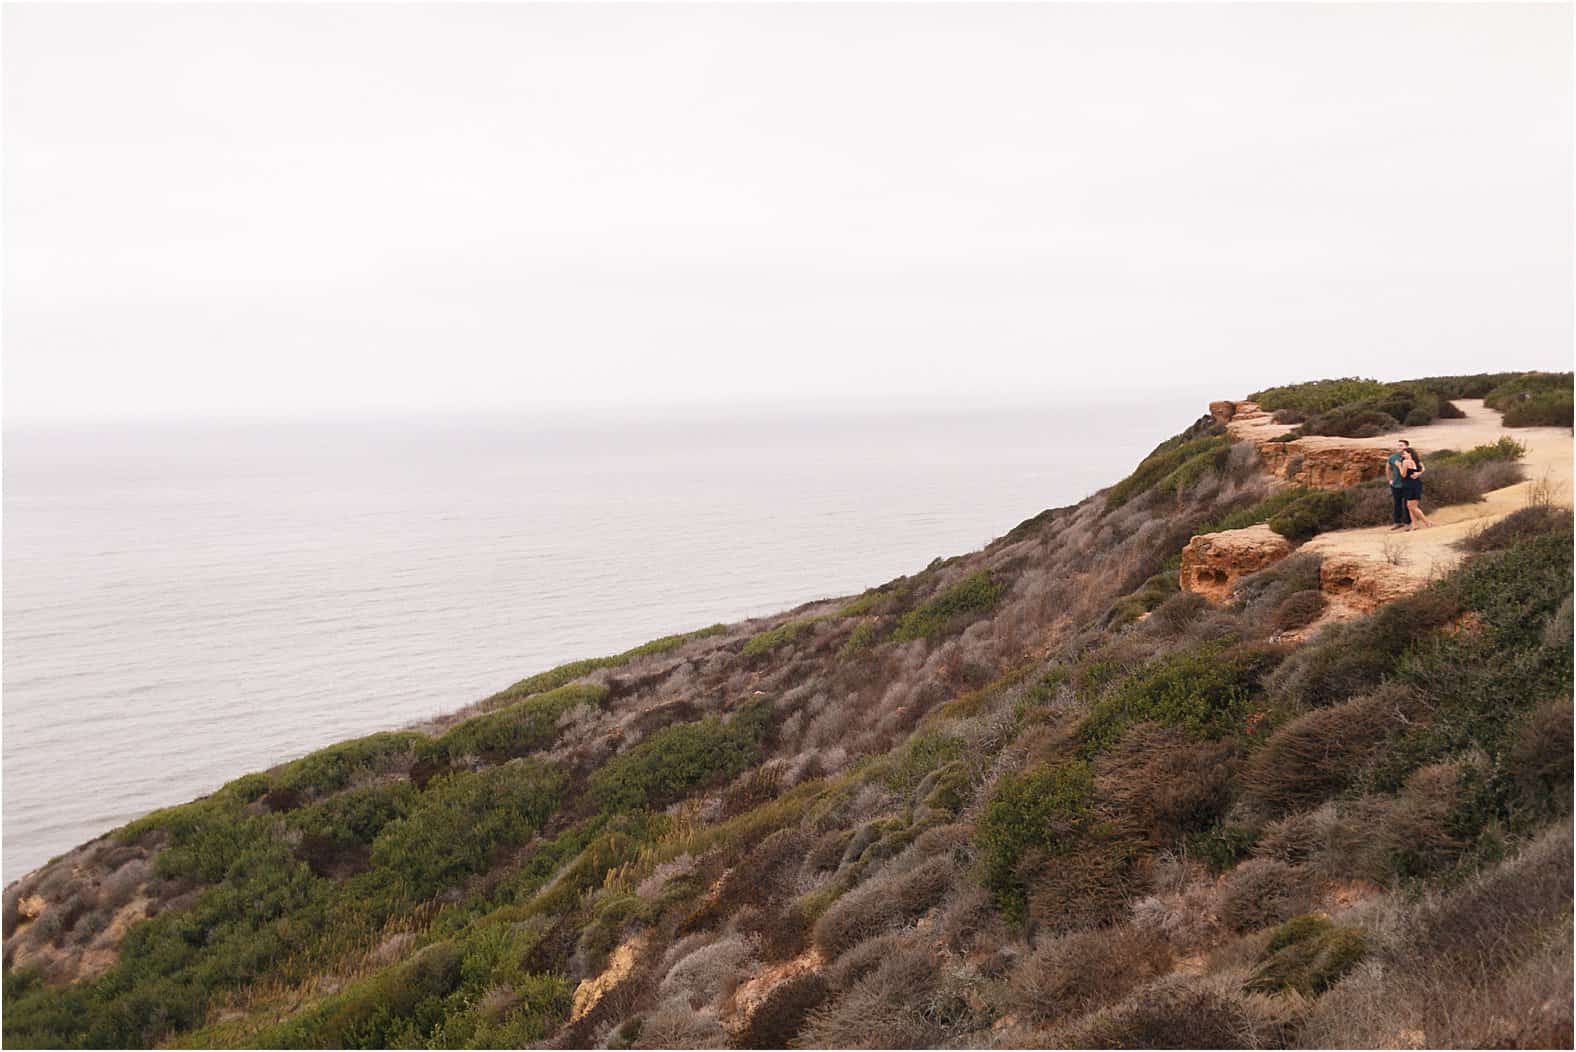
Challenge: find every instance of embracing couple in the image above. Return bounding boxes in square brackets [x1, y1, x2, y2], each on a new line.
[1388, 439, 1433, 531]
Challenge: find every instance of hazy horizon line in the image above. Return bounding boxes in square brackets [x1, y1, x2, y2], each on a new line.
[7, 363, 1569, 431]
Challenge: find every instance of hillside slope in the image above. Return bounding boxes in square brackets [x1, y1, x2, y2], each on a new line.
[4, 371, 1572, 1050]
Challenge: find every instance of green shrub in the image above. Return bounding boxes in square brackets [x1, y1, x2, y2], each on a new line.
[289, 781, 419, 846]
[1247, 914, 1368, 995]
[1299, 407, 1401, 438]
[588, 706, 768, 813]
[1079, 641, 1280, 754]
[840, 619, 882, 656]
[277, 732, 426, 795]
[1502, 391, 1573, 427]
[262, 932, 573, 1049]
[8, 818, 330, 1046]
[370, 760, 562, 899]
[743, 618, 816, 658]
[876, 731, 965, 794]
[1268, 490, 1352, 542]
[1413, 372, 1520, 399]
[1484, 372, 1574, 427]
[1200, 488, 1318, 535]
[1462, 504, 1571, 553]
[1251, 378, 1391, 414]
[432, 683, 607, 762]
[1374, 529, 1574, 786]
[975, 760, 1096, 921]
[1267, 585, 1463, 711]
[1431, 436, 1526, 468]
[1156, 441, 1235, 498]
[1105, 571, 1178, 629]
[839, 587, 899, 618]
[891, 570, 1002, 641]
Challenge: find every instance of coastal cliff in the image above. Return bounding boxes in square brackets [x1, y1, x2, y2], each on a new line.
[5, 371, 1573, 1049]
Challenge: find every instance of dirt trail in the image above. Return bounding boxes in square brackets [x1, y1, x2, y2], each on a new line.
[1255, 399, 1572, 592]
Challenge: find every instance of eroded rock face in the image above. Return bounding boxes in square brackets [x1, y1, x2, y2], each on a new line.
[1257, 443, 1391, 489]
[1318, 553, 1425, 616]
[1218, 400, 1391, 489]
[723, 946, 825, 1036]
[1179, 525, 1294, 603]
[571, 933, 648, 1022]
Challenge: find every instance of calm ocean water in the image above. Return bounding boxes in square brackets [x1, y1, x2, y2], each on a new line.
[3, 395, 1204, 883]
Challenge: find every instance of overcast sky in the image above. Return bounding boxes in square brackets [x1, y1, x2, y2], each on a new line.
[4, 3, 1571, 423]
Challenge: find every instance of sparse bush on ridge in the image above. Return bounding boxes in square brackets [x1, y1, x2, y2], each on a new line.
[1200, 486, 1317, 535]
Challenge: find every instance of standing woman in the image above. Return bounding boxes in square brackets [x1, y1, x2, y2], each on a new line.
[1402, 447, 1433, 530]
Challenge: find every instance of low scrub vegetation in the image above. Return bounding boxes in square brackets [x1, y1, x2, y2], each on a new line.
[5, 374, 1569, 1050]
[1103, 423, 1231, 509]
[890, 570, 1002, 641]
[1254, 370, 1569, 436]
[1078, 639, 1279, 754]
[1484, 371, 1574, 427]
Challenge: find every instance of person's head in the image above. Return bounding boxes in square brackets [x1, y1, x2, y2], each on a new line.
[1396, 438, 1410, 452]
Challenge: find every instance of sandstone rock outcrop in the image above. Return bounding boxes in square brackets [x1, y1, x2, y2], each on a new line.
[724, 947, 825, 1036]
[1257, 442, 1391, 489]
[1217, 400, 1391, 489]
[1178, 525, 1294, 602]
[1317, 552, 1426, 616]
[571, 933, 647, 1022]
[1208, 400, 1240, 425]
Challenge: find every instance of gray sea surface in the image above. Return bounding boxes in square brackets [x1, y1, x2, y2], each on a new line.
[3, 394, 1205, 883]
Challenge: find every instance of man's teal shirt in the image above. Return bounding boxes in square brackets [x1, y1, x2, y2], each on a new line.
[1387, 451, 1407, 488]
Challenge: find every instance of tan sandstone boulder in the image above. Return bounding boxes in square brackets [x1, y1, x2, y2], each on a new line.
[1179, 525, 1294, 603]
[1317, 552, 1425, 616]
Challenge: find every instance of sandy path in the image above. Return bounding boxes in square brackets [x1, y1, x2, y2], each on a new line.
[1284, 400, 1572, 585]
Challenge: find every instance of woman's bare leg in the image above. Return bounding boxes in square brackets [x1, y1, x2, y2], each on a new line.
[1406, 500, 1432, 528]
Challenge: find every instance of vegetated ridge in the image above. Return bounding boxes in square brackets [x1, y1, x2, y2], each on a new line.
[3, 370, 1572, 1050]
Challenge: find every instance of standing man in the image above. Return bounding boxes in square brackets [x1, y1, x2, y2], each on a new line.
[1387, 439, 1412, 530]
